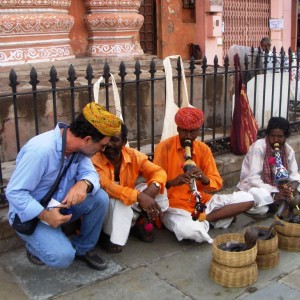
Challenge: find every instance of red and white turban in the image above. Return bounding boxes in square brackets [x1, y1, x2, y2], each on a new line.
[175, 107, 204, 130]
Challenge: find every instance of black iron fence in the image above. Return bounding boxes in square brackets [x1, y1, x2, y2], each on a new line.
[1, 48, 300, 207]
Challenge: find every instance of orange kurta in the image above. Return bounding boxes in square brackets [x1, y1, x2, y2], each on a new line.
[153, 135, 222, 213]
[92, 147, 167, 206]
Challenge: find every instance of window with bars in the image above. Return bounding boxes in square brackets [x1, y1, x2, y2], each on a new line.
[223, 0, 271, 55]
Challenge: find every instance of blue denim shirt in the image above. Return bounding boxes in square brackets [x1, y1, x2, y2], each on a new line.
[6, 123, 100, 223]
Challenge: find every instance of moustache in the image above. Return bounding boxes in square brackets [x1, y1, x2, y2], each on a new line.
[104, 146, 118, 154]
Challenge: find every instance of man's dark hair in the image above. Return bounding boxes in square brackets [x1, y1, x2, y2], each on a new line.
[260, 37, 271, 46]
[120, 123, 128, 141]
[69, 113, 105, 142]
[266, 117, 290, 137]
[260, 37, 271, 52]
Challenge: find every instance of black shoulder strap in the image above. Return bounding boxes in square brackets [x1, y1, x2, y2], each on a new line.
[40, 127, 75, 207]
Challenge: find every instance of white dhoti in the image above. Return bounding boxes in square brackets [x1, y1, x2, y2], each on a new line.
[206, 191, 255, 229]
[246, 187, 274, 215]
[161, 207, 212, 243]
[135, 183, 169, 212]
[162, 190, 255, 243]
[103, 183, 169, 246]
[102, 199, 134, 246]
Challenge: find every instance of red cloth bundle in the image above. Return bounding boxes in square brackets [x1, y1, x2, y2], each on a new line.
[230, 54, 258, 155]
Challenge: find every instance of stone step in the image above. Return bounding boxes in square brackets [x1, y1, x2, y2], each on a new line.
[0, 207, 23, 254]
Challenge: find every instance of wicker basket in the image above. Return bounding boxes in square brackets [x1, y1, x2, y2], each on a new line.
[212, 233, 257, 267]
[274, 214, 300, 237]
[209, 259, 258, 288]
[255, 227, 278, 255]
[256, 249, 279, 269]
[277, 232, 300, 252]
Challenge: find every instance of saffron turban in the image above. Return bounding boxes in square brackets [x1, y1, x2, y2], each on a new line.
[175, 107, 204, 130]
[83, 102, 122, 136]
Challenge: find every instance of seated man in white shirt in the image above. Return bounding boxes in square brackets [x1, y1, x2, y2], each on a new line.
[237, 116, 300, 215]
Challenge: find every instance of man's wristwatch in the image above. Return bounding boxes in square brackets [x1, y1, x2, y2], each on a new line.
[152, 181, 160, 190]
[82, 179, 93, 193]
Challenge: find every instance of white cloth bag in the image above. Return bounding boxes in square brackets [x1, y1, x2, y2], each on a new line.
[161, 55, 193, 141]
[93, 73, 129, 146]
[93, 73, 124, 121]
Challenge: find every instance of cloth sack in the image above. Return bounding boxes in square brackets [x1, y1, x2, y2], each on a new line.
[93, 73, 123, 121]
[161, 55, 193, 141]
[230, 53, 258, 155]
[93, 73, 129, 146]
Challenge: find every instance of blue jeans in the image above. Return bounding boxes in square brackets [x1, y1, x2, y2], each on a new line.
[16, 188, 109, 268]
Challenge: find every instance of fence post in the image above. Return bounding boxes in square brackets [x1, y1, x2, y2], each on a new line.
[212, 55, 219, 140]
[9, 69, 20, 152]
[67, 64, 77, 121]
[134, 60, 142, 150]
[149, 58, 156, 155]
[49, 66, 59, 126]
[223, 55, 229, 136]
[103, 62, 110, 111]
[119, 61, 127, 124]
[86, 64, 94, 103]
[29, 67, 40, 135]
[0, 157, 7, 208]
[201, 56, 207, 141]
[176, 57, 182, 107]
[189, 57, 196, 105]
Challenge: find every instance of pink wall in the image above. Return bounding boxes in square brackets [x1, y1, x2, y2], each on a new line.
[269, 0, 293, 52]
[157, 0, 198, 60]
[283, 0, 293, 50]
[68, 0, 296, 63]
[69, 1, 89, 57]
[157, 0, 223, 64]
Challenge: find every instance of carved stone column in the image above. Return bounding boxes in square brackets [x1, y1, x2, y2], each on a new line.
[84, 0, 144, 57]
[0, 1, 74, 66]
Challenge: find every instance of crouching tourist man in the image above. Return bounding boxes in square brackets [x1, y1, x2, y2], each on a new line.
[6, 102, 122, 270]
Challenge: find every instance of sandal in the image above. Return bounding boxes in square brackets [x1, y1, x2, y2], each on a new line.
[130, 224, 154, 243]
[98, 232, 123, 253]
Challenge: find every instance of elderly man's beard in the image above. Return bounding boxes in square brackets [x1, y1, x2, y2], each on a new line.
[104, 146, 120, 159]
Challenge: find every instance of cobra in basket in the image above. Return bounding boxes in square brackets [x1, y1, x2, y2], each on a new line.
[210, 228, 258, 287]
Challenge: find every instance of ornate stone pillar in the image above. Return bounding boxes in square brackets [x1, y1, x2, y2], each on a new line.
[0, 1, 74, 66]
[84, 0, 144, 57]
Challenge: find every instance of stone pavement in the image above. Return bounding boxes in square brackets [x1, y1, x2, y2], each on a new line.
[0, 204, 300, 300]
[1, 137, 300, 300]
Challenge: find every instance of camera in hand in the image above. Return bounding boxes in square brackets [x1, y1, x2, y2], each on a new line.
[59, 208, 73, 215]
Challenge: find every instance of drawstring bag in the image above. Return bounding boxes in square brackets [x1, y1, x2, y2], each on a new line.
[93, 73, 124, 121]
[161, 55, 193, 141]
[93, 73, 129, 146]
[230, 54, 258, 155]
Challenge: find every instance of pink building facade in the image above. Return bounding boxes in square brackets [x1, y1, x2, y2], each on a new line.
[157, 0, 298, 64]
[0, 1, 75, 66]
[0, 0, 298, 66]
[0, 0, 144, 66]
